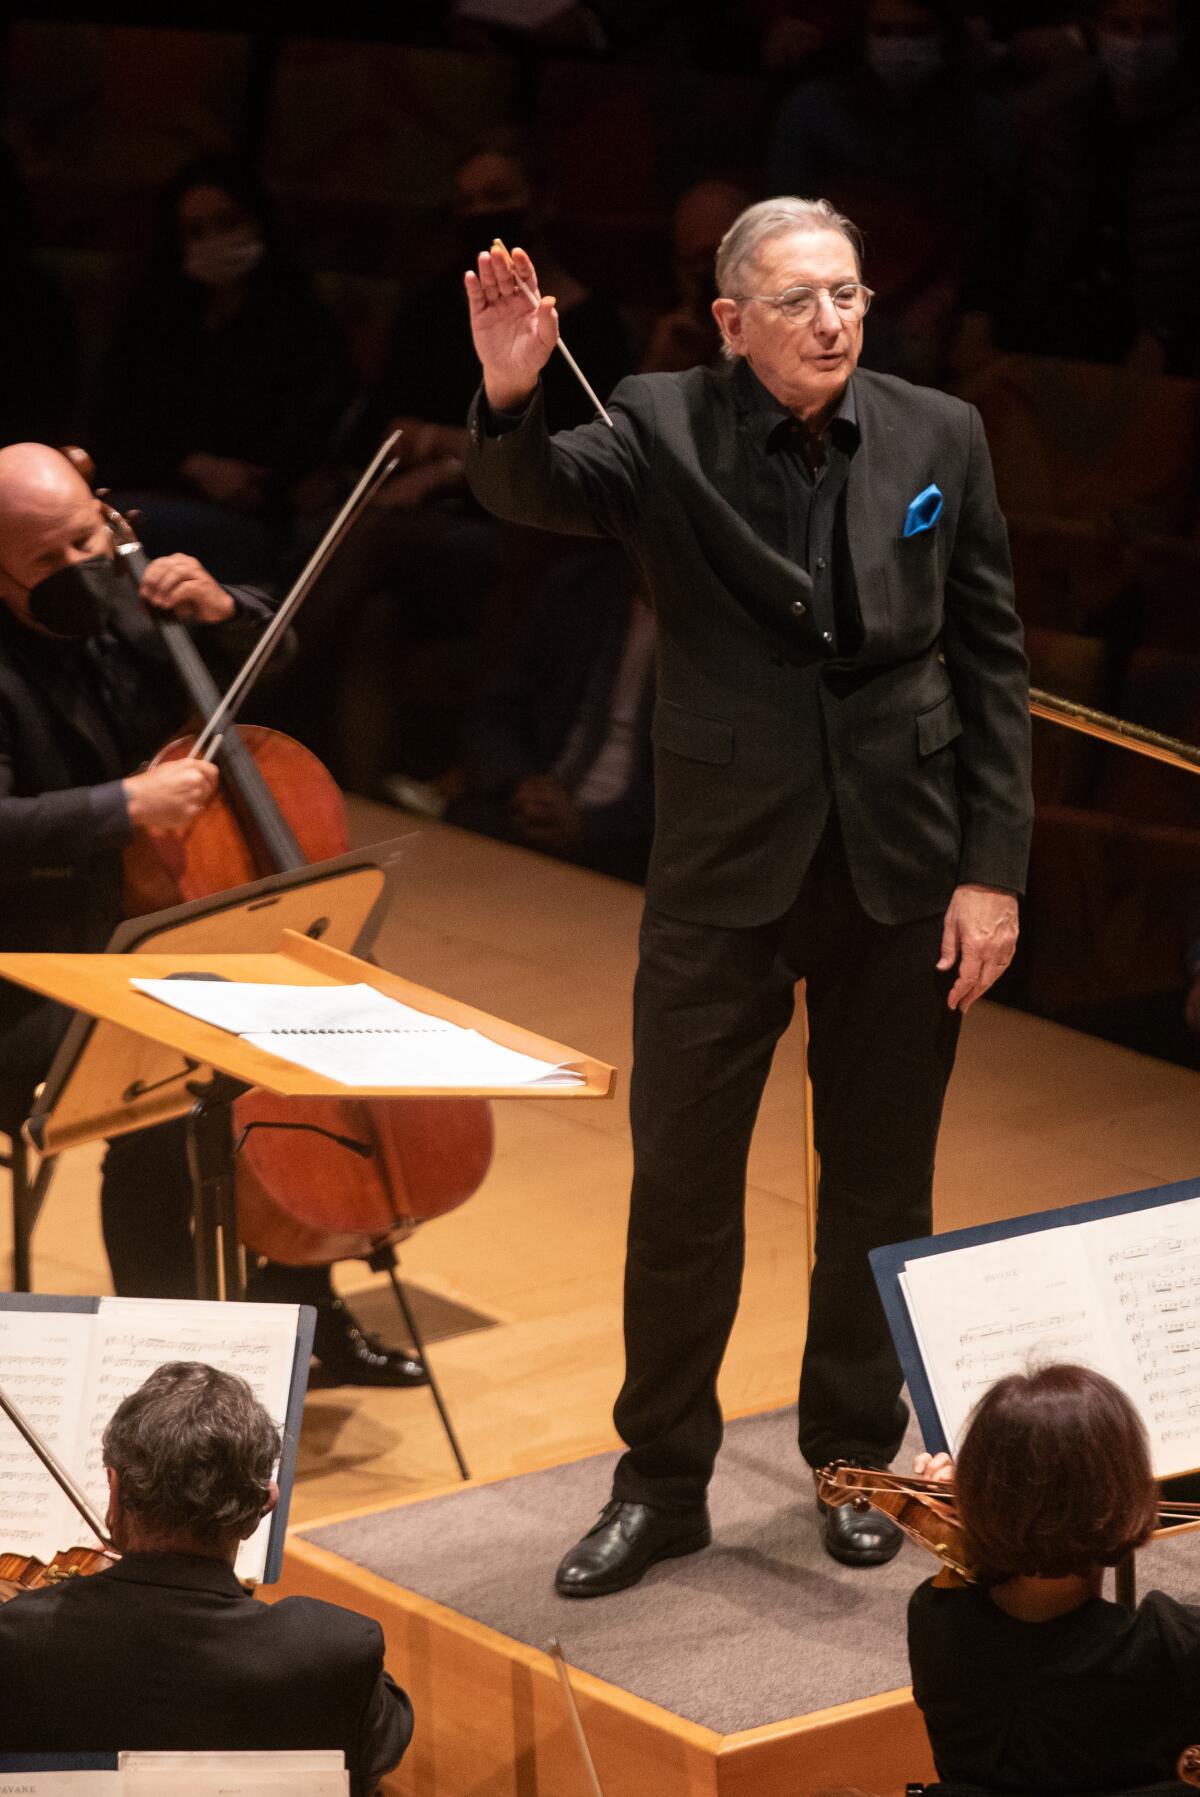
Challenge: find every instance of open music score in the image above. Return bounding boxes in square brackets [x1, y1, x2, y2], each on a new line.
[0, 1298, 307, 1583]
[895, 1189, 1200, 1478]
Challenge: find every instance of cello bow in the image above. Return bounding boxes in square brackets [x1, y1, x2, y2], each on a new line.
[548, 1638, 605, 1797]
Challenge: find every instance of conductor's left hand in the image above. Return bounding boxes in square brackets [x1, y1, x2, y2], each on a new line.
[140, 554, 235, 624]
[937, 883, 1018, 1013]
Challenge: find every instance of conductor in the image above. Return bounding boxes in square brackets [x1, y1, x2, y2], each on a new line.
[464, 197, 1033, 1594]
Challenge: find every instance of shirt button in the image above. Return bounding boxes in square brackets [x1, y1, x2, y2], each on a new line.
[816, 557, 827, 572]
[791, 599, 807, 617]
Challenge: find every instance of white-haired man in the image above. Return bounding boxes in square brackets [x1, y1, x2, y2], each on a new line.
[465, 197, 1032, 1594]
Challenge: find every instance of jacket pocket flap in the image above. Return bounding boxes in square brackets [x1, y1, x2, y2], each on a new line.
[916, 693, 962, 756]
[652, 700, 734, 765]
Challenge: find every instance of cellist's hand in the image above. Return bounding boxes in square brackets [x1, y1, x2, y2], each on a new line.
[914, 1451, 955, 1484]
[465, 244, 559, 413]
[124, 759, 219, 829]
[141, 554, 235, 624]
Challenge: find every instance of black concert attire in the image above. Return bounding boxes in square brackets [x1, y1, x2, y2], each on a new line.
[0, 1551, 412, 1794]
[466, 360, 1032, 1502]
[909, 1576, 1200, 1791]
[0, 586, 323, 1303]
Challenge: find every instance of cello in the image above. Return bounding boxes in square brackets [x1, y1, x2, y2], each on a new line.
[71, 448, 493, 1271]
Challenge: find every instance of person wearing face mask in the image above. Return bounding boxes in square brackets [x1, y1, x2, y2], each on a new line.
[95, 154, 350, 580]
[767, 0, 1018, 388]
[0, 442, 430, 1387]
[640, 179, 758, 375]
[997, 0, 1200, 374]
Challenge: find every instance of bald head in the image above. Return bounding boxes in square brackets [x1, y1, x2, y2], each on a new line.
[0, 443, 109, 627]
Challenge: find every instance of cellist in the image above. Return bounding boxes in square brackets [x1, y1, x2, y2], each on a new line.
[0, 442, 423, 1385]
[907, 1363, 1200, 1791]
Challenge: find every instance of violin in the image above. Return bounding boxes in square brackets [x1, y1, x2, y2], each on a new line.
[0, 1544, 118, 1603]
[0, 1381, 116, 1604]
[69, 448, 493, 1265]
[816, 1462, 1200, 1584]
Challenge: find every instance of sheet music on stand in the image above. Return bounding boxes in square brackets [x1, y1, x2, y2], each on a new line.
[121, 1750, 348, 1794]
[872, 1174, 1200, 1478]
[0, 1755, 348, 1793]
[0, 1295, 313, 1584]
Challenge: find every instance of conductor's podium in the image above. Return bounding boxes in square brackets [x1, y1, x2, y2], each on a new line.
[272, 1408, 940, 1797]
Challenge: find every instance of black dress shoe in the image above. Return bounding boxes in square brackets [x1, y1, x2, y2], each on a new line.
[311, 1298, 429, 1388]
[555, 1499, 712, 1598]
[816, 1491, 904, 1566]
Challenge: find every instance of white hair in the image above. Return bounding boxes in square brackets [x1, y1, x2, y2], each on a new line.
[714, 196, 863, 300]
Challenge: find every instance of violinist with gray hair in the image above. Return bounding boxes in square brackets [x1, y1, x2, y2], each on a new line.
[464, 196, 1033, 1594]
[0, 1362, 413, 1789]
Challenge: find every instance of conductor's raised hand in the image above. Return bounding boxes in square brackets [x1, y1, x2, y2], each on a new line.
[465, 245, 559, 413]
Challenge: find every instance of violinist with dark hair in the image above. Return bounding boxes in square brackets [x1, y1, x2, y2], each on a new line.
[907, 1363, 1200, 1792]
[0, 442, 425, 1386]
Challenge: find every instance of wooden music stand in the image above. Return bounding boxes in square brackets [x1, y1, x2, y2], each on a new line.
[0, 855, 614, 1483]
[2, 939, 611, 1294]
[8, 841, 407, 1291]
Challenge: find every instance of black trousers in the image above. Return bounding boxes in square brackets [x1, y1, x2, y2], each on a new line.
[611, 815, 961, 1510]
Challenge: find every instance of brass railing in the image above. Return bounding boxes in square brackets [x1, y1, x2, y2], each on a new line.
[1030, 686, 1200, 777]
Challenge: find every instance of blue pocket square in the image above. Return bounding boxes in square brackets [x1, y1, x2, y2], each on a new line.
[903, 483, 944, 537]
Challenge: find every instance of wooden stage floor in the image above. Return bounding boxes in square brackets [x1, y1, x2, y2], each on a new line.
[9, 795, 1200, 1530]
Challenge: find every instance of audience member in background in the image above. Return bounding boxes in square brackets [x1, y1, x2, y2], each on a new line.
[767, 0, 1018, 388]
[96, 154, 350, 581]
[0, 442, 422, 1386]
[366, 126, 631, 494]
[640, 180, 756, 375]
[0, 1362, 412, 1792]
[275, 128, 632, 790]
[909, 1364, 1200, 1791]
[446, 544, 654, 882]
[0, 144, 78, 447]
[994, 0, 1200, 374]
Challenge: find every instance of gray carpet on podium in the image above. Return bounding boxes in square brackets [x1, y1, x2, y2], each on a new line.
[304, 1407, 1200, 1734]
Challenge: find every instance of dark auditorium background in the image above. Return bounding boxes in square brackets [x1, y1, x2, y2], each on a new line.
[2, 0, 1198, 1069]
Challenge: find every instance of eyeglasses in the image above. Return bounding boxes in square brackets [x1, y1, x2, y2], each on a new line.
[733, 283, 874, 324]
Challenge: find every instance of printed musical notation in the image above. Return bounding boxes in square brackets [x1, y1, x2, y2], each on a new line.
[0, 1299, 299, 1582]
[900, 1195, 1200, 1477]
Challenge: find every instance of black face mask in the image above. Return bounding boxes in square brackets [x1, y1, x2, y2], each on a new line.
[460, 208, 530, 263]
[26, 556, 120, 639]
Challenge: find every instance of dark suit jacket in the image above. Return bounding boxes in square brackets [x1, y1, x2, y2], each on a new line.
[466, 361, 1032, 928]
[0, 1552, 412, 1794]
[0, 586, 274, 1062]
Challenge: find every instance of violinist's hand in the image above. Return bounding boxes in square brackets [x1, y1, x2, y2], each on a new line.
[124, 758, 219, 829]
[465, 245, 559, 413]
[914, 1452, 955, 1484]
[141, 555, 234, 624]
